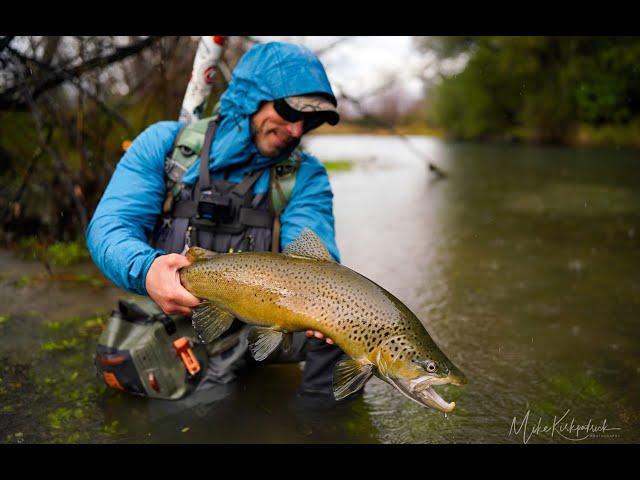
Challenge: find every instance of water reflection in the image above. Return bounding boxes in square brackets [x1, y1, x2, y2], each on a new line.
[305, 135, 640, 443]
[101, 363, 376, 444]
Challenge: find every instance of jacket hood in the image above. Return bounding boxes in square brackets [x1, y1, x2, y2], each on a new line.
[182, 41, 336, 185]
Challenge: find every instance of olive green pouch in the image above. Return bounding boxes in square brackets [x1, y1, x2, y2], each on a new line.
[94, 296, 207, 400]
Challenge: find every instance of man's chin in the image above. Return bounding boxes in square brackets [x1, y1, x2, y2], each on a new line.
[258, 141, 296, 158]
[258, 147, 283, 158]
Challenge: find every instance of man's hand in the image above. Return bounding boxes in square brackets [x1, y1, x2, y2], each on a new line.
[305, 330, 334, 345]
[145, 254, 200, 316]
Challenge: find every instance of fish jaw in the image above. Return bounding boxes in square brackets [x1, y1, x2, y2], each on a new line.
[444, 360, 468, 386]
[386, 375, 459, 413]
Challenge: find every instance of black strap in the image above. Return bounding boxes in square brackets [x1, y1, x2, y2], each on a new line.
[237, 207, 273, 228]
[196, 120, 219, 194]
[172, 200, 198, 218]
[173, 201, 273, 229]
[231, 170, 264, 197]
[154, 314, 177, 336]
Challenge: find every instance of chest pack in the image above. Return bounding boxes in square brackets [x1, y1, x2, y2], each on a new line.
[158, 115, 301, 254]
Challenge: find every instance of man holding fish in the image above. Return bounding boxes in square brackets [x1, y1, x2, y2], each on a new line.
[88, 41, 352, 401]
[87, 40, 466, 410]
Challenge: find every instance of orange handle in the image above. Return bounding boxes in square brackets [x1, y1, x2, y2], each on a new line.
[103, 372, 125, 391]
[173, 337, 201, 376]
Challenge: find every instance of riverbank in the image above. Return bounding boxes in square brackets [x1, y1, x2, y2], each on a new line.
[312, 122, 444, 137]
[0, 248, 126, 443]
[313, 121, 640, 151]
[500, 122, 640, 151]
[569, 123, 640, 150]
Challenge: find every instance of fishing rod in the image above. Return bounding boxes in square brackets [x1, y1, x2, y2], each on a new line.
[179, 36, 227, 125]
[122, 36, 227, 152]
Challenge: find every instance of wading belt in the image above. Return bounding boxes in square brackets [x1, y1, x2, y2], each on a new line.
[170, 120, 274, 246]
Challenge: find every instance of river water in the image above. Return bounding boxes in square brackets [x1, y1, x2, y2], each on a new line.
[1, 134, 639, 443]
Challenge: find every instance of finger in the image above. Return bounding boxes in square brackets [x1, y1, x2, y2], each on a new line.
[168, 253, 192, 269]
[326, 338, 334, 345]
[305, 330, 314, 337]
[172, 271, 201, 307]
[163, 304, 193, 316]
[173, 306, 193, 316]
[313, 331, 324, 339]
[173, 288, 201, 308]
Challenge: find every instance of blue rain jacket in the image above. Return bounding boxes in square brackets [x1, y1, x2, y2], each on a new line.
[86, 42, 341, 295]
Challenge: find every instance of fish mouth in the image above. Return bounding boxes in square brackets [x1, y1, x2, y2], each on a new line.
[389, 375, 460, 413]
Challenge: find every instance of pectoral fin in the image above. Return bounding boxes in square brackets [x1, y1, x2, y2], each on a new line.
[191, 301, 234, 343]
[248, 327, 292, 361]
[333, 359, 374, 400]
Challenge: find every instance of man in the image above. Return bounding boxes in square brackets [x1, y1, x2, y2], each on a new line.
[86, 41, 345, 400]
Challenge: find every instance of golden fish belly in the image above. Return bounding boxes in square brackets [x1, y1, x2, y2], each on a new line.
[181, 252, 422, 361]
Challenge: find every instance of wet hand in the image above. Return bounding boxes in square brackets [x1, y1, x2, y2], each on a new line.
[145, 254, 200, 316]
[305, 330, 334, 345]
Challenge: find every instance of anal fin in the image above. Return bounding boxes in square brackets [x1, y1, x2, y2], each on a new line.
[248, 327, 292, 361]
[333, 359, 374, 400]
[191, 301, 234, 344]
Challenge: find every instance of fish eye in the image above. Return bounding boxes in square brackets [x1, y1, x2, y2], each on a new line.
[426, 361, 436, 373]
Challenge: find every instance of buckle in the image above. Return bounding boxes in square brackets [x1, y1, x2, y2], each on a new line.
[102, 372, 125, 391]
[173, 337, 201, 376]
[197, 191, 233, 224]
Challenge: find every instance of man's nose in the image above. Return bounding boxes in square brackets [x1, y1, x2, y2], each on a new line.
[287, 120, 304, 139]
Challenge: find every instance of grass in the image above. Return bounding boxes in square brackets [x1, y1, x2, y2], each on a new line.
[312, 121, 444, 137]
[322, 160, 354, 171]
[14, 272, 107, 289]
[14, 238, 90, 267]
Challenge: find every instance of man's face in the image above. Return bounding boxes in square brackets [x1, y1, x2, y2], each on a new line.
[251, 101, 305, 157]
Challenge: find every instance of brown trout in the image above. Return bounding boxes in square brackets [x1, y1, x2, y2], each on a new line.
[180, 228, 467, 412]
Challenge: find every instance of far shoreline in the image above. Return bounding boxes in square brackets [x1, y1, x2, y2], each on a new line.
[311, 122, 640, 152]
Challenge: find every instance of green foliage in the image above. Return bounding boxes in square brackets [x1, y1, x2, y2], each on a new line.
[46, 241, 90, 266]
[420, 37, 640, 145]
[15, 238, 89, 266]
[548, 373, 607, 399]
[28, 312, 119, 443]
[322, 160, 354, 171]
[575, 74, 630, 124]
[40, 338, 80, 352]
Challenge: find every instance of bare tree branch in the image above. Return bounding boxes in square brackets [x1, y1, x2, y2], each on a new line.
[41, 36, 61, 65]
[0, 131, 48, 224]
[25, 92, 88, 231]
[5, 43, 135, 134]
[1, 36, 163, 110]
[336, 85, 436, 167]
[241, 36, 262, 47]
[0, 36, 15, 53]
[218, 60, 232, 83]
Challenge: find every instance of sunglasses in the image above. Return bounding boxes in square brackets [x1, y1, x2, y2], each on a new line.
[273, 98, 328, 133]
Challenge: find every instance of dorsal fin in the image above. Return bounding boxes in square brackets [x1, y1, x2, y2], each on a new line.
[283, 228, 334, 262]
[185, 246, 218, 263]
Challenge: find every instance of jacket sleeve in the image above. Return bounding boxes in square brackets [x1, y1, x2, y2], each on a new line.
[85, 121, 182, 295]
[280, 152, 341, 263]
